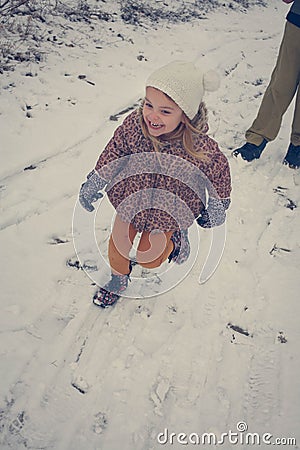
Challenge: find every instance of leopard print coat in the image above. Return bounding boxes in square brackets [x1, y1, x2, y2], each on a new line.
[95, 109, 231, 232]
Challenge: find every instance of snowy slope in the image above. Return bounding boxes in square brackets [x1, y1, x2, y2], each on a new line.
[1, 1, 300, 449]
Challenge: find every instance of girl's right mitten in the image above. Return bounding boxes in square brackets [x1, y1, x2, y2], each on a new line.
[79, 170, 107, 212]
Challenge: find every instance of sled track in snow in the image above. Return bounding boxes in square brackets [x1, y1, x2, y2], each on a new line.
[1, 284, 232, 449]
[0, 295, 103, 448]
[243, 344, 281, 430]
[0, 104, 139, 232]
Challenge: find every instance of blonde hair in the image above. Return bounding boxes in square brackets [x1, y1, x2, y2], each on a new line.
[139, 100, 209, 162]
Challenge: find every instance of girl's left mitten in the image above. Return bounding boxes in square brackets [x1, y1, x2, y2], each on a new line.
[197, 197, 230, 228]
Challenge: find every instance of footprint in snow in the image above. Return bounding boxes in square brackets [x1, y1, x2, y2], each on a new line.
[66, 256, 98, 272]
[71, 375, 89, 394]
[150, 377, 171, 417]
[48, 236, 70, 245]
[273, 186, 297, 210]
[135, 304, 152, 318]
[8, 411, 27, 435]
[92, 411, 108, 434]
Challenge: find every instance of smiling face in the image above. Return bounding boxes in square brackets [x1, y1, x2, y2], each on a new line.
[142, 86, 184, 137]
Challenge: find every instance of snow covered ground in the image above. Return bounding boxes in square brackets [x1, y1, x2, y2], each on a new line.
[1, 1, 300, 449]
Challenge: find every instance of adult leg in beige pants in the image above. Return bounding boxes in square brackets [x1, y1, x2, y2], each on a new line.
[246, 21, 300, 146]
[108, 215, 174, 275]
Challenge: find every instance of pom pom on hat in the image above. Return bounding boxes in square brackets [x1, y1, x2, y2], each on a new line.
[146, 60, 220, 120]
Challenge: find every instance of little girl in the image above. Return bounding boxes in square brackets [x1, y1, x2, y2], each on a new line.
[79, 60, 231, 308]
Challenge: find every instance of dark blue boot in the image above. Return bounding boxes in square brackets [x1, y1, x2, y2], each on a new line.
[283, 143, 300, 169]
[233, 138, 268, 161]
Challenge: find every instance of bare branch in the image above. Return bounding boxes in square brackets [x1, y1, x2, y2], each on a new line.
[0, 0, 31, 15]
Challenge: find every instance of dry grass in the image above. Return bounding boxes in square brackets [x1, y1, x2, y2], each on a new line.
[0, 0, 267, 73]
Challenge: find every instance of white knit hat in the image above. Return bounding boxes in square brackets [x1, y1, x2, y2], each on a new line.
[146, 60, 220, 120]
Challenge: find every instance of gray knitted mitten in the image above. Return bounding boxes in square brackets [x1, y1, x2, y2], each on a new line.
[79, 170, 107, 212]
[197, 197, 230, 228]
